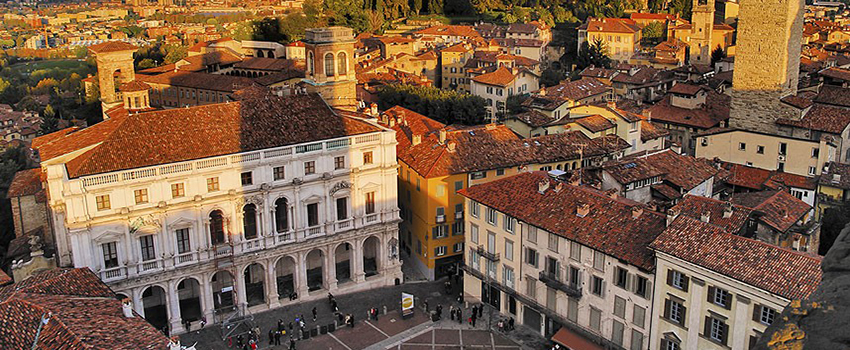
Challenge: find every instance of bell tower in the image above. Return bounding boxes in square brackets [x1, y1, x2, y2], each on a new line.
[729, 0, 805, 132]
[303, 27, 357, 110]
[689, 0, 715, 66]
[89, 42, 138, 112]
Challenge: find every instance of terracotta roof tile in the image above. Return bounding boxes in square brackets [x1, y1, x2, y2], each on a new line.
[509, 110, 551, 128]
[118, 81, 150, 92]
[461, 172, 666, 270]
[579, 18, 640, 34]
[651, 216, 822, 300]
[813, 85, 850, 108]
[540, 78, 610, 101]
[674, 195, 753, 234]
[640, 120, 669, 141]
[176, 51, 242, 72]
[36, 90, 380, 178]
[415, 25, 481, 38]
[88, 41, 137, 53]
[575, 114, 615, 133]
[820, 66, 850, 81]
[471, 66, 516, 87]
[7, 168, 43, 198]
[820, 161, 850, 189]
[668, 83, 706, 96]
[136, 71, 256, 92]
[234, 57, 303, 71]
[776, 105, 850, 134]
[605, 150, 717, 192]
[0, 268, 170, 349]
[731, 190, 811, 232]
[644, 93, 730, 129]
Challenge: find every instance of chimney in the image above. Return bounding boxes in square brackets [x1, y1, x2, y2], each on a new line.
[447, 141, 456, 152]
[122, 299, 134, 318]
[439, 129, 447, 144]
[554, 182, 564, 193]
[370, 103, 379, 116]
[485, 123, 497, 130]
[538, 178, 550, 194]
[645, 110, 651, 121]
[412, 134, 422, 146]
[607, 100, 617, 109]
[538, 85, 546, 96]
[723, 201, 734, 218]
[631, 205, 643, 219]
[700, 211, 711, 223]
[666, 207, 680, 226]
[576, 202, 590, 217]
[569, 172, 581, 186]
[604, 188, 618, 199]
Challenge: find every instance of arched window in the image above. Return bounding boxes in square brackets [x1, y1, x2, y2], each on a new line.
[257, 50, 264, 58]
[325, 53, 335, 77]
[337, 52, 347, 75]
[210, 210, 225, 245]
[243, 204, 257, 240]
[307, 52, 314, 75]
[275, 198, 289, 233]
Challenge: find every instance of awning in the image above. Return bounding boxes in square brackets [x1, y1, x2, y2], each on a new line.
[551, 327, 605, 350]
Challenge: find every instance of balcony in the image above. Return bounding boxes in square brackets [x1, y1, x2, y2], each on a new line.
[100, 267, 126, 281]
[336, 218, 354, 231]
[455, 211, 464, 220]
[539, 271, 582, 298]
[365, 213, 379, 223]
[138, 259, 162, 274]
[174, 252, 196, 266]
[476, 245, 500, 261]
[276, 231, 294, 244]
[242, 238, 263, 252]
[436, 214, 446, 223]
[306, 226, 323, 236]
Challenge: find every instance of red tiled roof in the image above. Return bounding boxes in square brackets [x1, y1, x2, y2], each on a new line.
[820, 161, 850, 189]
[118, 80, 150, 92]
[605, 150, 718, 191]
[813, 85, 850, 108]
[383, 106, 628, 177]
[731, 190, 811, 233]
[7, 168, 42, 198]
[776, 105, 850, 134]
[509, 110, 551, 128]
[460, 172, 667, 270]
[234, 57, 304, 71]
[177, 51, 243, 72]
[820, 66, 850, 81]
[651, 216, 822, 300]
[673, 195, 753, 234]
[471, 66, 516, 87]
[720, 162, 773, 190]
[630, 13, 679, 21]
[668, 83, 706, 96]
[575, 114, 615, 133]
[35, 90, 381, 178]
[579, 18, 641, 34]
[541, 78, 610, 102]
[136, 71, 256, 92]
[780, 94, 814, 109]
[0, 268, 170, 349]
[88, 41, 137, 53]
[640, 120, 669, 141]
[415, 25, 481, 38]
[644, 93, 730, 129]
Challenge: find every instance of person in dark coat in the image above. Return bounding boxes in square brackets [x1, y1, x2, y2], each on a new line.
[457, 308, 462, 324]
[312, 306, 318, 321]
[274, 329, 282, 345]
[268, 329, 275, 345]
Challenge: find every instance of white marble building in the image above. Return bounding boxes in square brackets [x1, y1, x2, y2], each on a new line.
[32, 91, 403, 334]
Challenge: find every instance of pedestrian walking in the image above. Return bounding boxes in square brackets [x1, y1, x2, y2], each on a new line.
[450, 305, 455, 320]
[312, 306, 317, 321]
[332, 299, 338, 312]
[457, 308, 462, 324]
[478, 304, 483, 317]
[457, 293, 463, 304]
[277, 319, 283, 332]
[236, 334, 244, 348]
[508, 317, 515, 331]
[471, 311, 477, 327]
[275, 330, 282, 345]
[445, 280, 451, 293]
[289, 336, 296, 350]
[268, 329, 275, 345]
[471, 305, 477, 318]
[436, 304, 442, 320]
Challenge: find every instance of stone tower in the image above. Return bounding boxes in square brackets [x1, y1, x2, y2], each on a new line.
[88, 42, 138, 112]
[303, 27, 357, 110]
[689, 0, 715, 66]
[729, 0, 805, 132]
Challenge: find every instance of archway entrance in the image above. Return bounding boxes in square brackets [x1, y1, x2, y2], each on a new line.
[275, 256, 296, 300]
[305, 249, 324, 292]
[142, 286, 168, 331]
[177, 278, 202, 324]
[363, 236, 380, 277]
[211, 270, 235, 311]
[334, 243, 352, 284]
[244, 263, 266, 307]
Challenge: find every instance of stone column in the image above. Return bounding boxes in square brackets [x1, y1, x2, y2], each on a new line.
[353, 239, 366, 283]
[234, 265, 248, 310]
[296, 251, 310, 298]
[326, 246, 338, 291]
[688, 277, 706, 346]
[132, 287, 145, 318]
[266, 259, 280, 309]
[167, 281, 186, 334]
[200, 274, 215, 325]
[731, 295, 752, 349]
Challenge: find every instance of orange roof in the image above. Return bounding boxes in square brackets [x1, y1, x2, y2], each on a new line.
[551, 327, 605, 350]
[88, 41, 137, 54]
[118, 81, 150, 92]
[35, 90, 380, 178]
[580, 18, 640, 34]
[415, 25, 481, 38]
[471, 66, 516, 87]
[440, 43, 469, 53]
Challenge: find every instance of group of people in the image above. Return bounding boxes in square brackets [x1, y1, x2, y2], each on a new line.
[497, 317, 515, 332]
[232, 327, 263, 350]
[264, 318, 301, 349]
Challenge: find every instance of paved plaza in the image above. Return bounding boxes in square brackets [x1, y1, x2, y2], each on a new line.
[178, 279, 548, 350]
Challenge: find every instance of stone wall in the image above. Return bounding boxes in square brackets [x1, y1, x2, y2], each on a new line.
[729, 0, 805, 133]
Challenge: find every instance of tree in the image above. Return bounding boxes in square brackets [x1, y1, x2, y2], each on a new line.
[540, 67, 566, 87]
[710, 45, 726, 66]
[642, 21, 664, 39]
[376, 84, 486, 125]
[576, 38, 612, 70]
[137, 58, 157, 69]
[163, 45, 187, 64]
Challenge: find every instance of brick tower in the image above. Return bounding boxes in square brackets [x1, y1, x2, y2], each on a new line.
[88, 42, 138, 113]
[303, 27, 357, 110]
[729, 0, 805, 132]
[689, 0, 715, 66]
